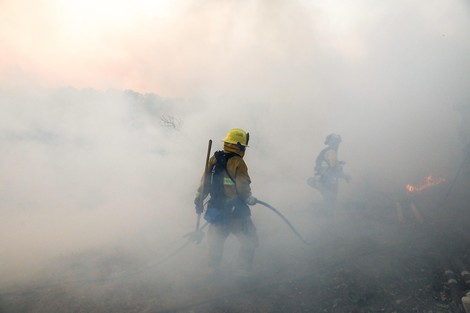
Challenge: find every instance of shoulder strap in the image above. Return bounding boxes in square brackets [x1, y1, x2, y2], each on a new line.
[214, 151, 238, 183]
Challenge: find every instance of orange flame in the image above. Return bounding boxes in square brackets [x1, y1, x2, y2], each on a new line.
[406, 175, 446, 193]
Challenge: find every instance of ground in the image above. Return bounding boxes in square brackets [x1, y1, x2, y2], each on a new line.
[1, 185, 469, 313]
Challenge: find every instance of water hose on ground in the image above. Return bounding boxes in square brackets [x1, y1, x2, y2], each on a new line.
[256, 200, 313, 245]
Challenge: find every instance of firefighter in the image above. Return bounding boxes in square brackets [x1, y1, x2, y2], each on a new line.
[194, 128, 258, 279]
[309, 133, 351, 209]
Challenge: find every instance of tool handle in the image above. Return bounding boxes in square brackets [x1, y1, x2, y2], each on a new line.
[196, 139, 212, 229]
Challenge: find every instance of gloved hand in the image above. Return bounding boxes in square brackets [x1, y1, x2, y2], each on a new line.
[194, 193, 203, 214]
[246, 195, 258, 206]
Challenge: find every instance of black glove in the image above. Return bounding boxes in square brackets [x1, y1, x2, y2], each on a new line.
[194, 197, 203, 214]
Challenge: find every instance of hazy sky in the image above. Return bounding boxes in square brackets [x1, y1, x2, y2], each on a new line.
[1, 0, 467, 96]
[1, 0, 469, 284]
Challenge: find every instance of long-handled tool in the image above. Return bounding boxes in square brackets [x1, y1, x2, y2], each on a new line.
[256, 200, 313, 245]
[190, 139, 212, 243]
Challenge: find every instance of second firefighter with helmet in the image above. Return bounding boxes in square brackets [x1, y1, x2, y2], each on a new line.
[308, 133, 351, 209]
[194, 128, 258, 278]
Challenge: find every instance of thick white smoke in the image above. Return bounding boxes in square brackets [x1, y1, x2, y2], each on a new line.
[0, 0, 469, 290]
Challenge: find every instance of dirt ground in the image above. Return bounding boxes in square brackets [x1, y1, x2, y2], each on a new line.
[1, 184, 470, 313]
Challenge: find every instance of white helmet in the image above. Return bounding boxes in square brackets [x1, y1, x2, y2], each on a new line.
[325, 133, 342, 146]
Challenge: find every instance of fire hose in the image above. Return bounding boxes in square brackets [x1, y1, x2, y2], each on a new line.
[175, 200, 313, 266]
[0, 201, 311, 296]
[184, 199, 313, 247]
[256, 200, 313, 245]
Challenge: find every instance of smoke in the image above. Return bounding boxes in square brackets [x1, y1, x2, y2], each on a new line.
[0, 88, 189, 282]
[0, 0, 469, 300]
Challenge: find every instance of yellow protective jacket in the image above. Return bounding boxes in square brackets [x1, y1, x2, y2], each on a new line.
[197, 143, 253, 204]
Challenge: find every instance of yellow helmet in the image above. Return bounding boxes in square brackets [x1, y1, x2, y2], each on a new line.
[222, 128, 250, 147]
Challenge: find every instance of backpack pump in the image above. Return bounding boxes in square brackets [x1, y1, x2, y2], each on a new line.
[209, 151, 238, 206]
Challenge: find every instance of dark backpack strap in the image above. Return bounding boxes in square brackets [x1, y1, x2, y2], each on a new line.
[209, 151, 239, 201]
[223, 154, 238, 184]
[214, 151, 238, 181]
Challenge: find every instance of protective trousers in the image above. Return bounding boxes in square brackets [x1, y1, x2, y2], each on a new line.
[207, 217, 259, 272]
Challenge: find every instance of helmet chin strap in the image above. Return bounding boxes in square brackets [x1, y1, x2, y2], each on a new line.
[237, 132, 249, 151]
